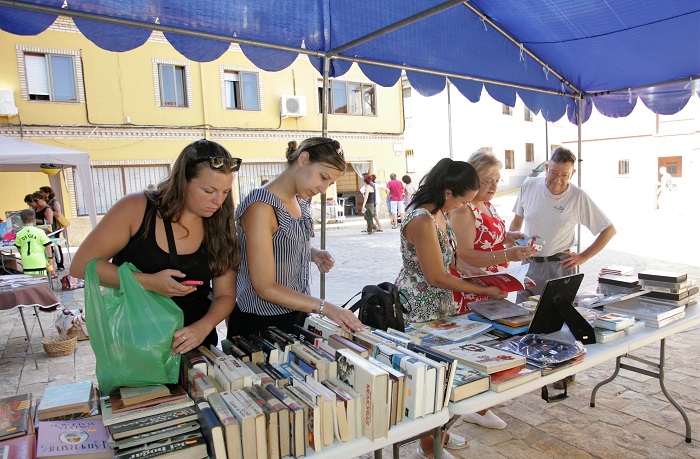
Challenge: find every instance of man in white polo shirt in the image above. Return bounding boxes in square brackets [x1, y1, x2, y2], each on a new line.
[510, 147, 617, 304]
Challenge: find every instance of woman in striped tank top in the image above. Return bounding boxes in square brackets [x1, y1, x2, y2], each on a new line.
[227, 137, 364, 337]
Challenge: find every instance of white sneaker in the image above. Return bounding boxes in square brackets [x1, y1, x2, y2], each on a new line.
[416, 443, 456, 459]
[462, 410, 507, 429]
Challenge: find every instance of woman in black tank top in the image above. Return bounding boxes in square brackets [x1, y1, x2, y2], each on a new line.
[71, 140, 242, 353]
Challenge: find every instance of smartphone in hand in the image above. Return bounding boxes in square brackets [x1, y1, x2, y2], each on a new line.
[180, 280, 204, 286]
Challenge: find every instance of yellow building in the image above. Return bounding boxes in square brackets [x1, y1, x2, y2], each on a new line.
[0, 16, 405, 238]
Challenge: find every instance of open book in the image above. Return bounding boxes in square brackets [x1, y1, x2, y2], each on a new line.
[463, 264, 535, 292]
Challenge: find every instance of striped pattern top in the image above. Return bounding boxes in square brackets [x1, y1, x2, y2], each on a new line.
[235, 188, 313, 316]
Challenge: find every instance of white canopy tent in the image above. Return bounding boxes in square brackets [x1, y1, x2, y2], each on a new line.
[0, 135, 98, 227]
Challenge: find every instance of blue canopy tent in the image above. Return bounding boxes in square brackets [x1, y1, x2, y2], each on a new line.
[2, 0, 698, 293]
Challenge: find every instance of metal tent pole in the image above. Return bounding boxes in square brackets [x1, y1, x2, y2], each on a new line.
[320, 57, 330, 299]
[576, 96, 583, 258]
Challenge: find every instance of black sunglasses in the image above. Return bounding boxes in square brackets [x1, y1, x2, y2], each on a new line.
[315, 139, 344, 158]
[194, 156, 242, 172]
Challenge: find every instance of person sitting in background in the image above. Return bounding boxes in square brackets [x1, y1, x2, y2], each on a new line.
[14, 208, 52, 275]
[227, 137, 364, 338]
[395, 158, 506, 458]
[71, 139, 240, 352]
[448, 148, 535, 431]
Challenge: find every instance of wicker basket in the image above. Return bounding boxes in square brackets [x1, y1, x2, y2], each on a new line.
[64, 323, 89, 341]
[42, 335, 77, 357]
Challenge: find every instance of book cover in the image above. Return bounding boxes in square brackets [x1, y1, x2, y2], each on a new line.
[119, 385, 170, 406]
[322, 379, 359, 440]
[645, 290, 689, 301]
[109, 384, 187, 414]
[604, 300, 684, 321]
[265, 385, 302, 457]
[413, 314, 492, 342]
[243, 386, 281, 459]
[449, 364, 489, 402]
[372, 345, 425, 420]
[38, 381, 93, 420]
[432, 342, 525, 374]
[594, 328, 625, 343]
[0, 432, 36, 459]
[219, 391, 258, 459]
[467, 313, 530, 335]
[195, 399, 226, 459]
[0, 393, 31, 441]
[489, 365, 540, 392]
[406, 344, 457, 410]
[468, 299, 529, 320]
[252, 385, 290, 458]
[37, 419, 111, 459]
[206, 392, 243, 459]
[35, 387, 101, 423]
[107, 405, 198, 439]
[495, 313, 533, 328]
[646, 311, 686, 328]
[597, 274, 639, 287]
[624, 319, 647, 335]
[113, 432, 206, 459]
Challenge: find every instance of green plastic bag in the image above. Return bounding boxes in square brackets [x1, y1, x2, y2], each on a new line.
[84, 258, 183, 394]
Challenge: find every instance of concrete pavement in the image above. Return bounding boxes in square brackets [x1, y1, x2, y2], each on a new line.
[2, 193, 700, 458]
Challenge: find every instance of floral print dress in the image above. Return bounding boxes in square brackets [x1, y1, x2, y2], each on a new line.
[396, 208, 456, 323]
[453, 201, 508, 314]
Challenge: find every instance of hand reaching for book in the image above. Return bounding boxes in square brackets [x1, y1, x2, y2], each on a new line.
[324, 302, 365, 332]
[171, 323, 208, 355]
[483, 286, 507, 300]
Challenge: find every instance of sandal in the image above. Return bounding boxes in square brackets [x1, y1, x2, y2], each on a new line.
[444, 433, 468, 450]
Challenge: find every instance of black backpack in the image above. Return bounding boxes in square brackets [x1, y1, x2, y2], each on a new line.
[342, 282, 410, 331]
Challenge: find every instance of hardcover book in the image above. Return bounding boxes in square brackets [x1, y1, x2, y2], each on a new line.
[100, 395, 194, 427]
[195, 399, 226, 459]
[432, 342, 525, 374]
[604, 299, 684, 322]
[593, 312, 636, 331]
[0, 432, 36, 459]
[38, 381, 93, 420]
[113, 432, 207, 459]
[108, 421, 200, 451]
[489, 365, 540, 392]
[107, 405, 198, 439]
[119, 385, 170, 406]
[37, 419, 112, 459]
[468, 299, 529, 321]
[594, 328, 625, 343]
[0, 393, 32, 441]
[449, 364, 489, 402]
[109, 384, 187, 414]
[637, 270, 687, 283]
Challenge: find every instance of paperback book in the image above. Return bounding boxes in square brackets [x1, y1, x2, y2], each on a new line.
[412, 314, 492, 342]
[489, 365, 540, 392]
[0, 393, 32, 441]
[36, 419, 112, 459]
[432, 342, 525, 374]
[468, 299, 529, 321]
[463, 264, 534, 292]
[449, 364, 489, 402]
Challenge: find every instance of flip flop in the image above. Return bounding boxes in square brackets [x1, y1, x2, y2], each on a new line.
[444, 433, 469, 450]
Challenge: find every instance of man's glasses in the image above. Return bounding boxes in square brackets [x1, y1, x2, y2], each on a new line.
[195, 156, 242, 172]
[481, 178, 504, 187]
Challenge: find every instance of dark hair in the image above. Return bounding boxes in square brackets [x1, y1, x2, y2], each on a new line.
[409, 158, 480, 214]
[145, 139, 240, 276]
[39, 186, 55, 200]
[20, 208, 35, 224]
[24, 194, 33, 204]
[286, 137, 346, 172]
[363, 174, 372, 185]
[550, 147, 576, 164]
[31, 191, 48, 203]
[402, 175, 412, 185]
[285, 140, 298, 161]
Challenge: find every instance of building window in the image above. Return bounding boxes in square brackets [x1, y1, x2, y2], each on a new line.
[618, 160, 630, 176]
[502, 104, 513, 116]
[524, 107, 534, 122]
[318, 80, 376, 116]
[405, 149, 415, 173]
[158, 64, 187, 107]
[22, 52, 79, 102]
[525, 143, 535, 162]
[237, 161, 286, 203]
[75, 165, 170, 215]
[153, 59, 192, 108]
[505, 150, 515, 169]
[223, 71, 260, 110]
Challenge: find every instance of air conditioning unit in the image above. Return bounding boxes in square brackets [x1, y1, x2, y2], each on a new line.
[281, 95, 307, 118]
[0, 89, 19, 116]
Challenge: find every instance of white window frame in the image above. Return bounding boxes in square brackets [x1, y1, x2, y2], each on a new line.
[317, 79, 377, 116]
[220, 67, 262, 111]
[153, 59, 192, 108]
[17, 45, 84, 103]
[618, 159, 630, 176]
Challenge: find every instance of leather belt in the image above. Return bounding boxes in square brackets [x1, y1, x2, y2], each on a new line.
[531, 253, 566, 263]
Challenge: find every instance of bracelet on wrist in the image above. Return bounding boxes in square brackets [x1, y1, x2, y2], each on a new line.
[504, 250, 509, 263]
[318, 299, 325, 317]
[491, 250, 497, 265]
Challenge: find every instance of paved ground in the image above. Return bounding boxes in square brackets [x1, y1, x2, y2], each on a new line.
[2, 192, 699, 458]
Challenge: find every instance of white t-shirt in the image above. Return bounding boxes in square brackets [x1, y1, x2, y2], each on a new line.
[512, 177, 612, 257]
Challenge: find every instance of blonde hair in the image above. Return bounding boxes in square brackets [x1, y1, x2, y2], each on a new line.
[468, 147, 502, 175]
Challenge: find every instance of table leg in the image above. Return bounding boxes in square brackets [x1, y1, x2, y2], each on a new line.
[374, 449, 382, 459]
[33, 306, 46, 337]
[18, 307, 39, 370]
[433, 426, 442, 459]
[590, 355, 622, 407]
[658, 339, 692, 443]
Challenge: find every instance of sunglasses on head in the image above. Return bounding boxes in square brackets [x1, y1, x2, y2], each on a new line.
[194, 156, 242, 172]
[316, 139, 344, 158]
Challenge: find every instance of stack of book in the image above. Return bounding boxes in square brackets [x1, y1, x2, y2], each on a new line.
[597, 273, 643, 297]
[638, 270, 698, 307]
[592, 311, 643, 342]
[100, 385, 206, 459]
[600, 265, 634, 276]
[604, 299, 686, 329]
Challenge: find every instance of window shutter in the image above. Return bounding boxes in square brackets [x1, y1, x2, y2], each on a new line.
[25, 54, 49, 96]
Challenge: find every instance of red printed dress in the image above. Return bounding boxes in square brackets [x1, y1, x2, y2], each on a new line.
[452, 201, 509, 314]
